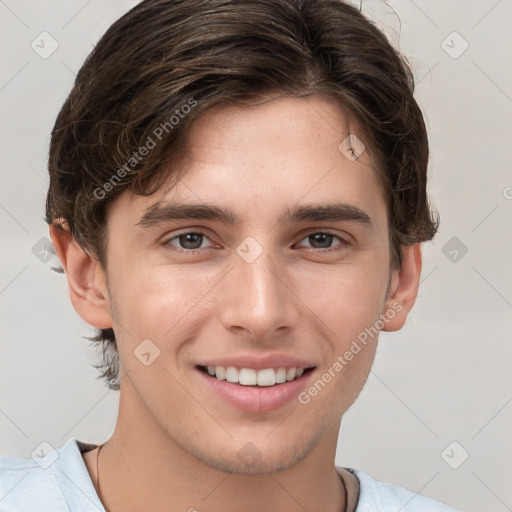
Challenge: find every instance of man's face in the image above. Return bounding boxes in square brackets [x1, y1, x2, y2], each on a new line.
[101, 94, 397, 473]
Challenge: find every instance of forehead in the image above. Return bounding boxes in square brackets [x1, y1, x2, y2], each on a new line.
[182, 93, 368, 165]
[115, 94, 387, 231]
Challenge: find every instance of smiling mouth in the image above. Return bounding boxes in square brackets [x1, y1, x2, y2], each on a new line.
[197, 365, 316, 387]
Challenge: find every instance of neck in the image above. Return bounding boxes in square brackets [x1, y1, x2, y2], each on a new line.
[92, 396, 347, 512]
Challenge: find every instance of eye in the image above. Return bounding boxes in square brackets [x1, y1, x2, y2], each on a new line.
[163, 231, 214, 254]
[162, 230, 350, 256]
[295, 231, 350, 253]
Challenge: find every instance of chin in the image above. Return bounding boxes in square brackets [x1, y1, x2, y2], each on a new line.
[183, 429, 323, 476]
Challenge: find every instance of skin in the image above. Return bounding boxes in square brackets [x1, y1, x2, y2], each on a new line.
[51, 93, 422, 512]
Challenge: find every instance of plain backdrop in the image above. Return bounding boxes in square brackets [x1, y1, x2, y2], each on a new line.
[1, 1, 511, 511]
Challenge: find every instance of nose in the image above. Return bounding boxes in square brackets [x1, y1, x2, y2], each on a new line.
[217, 242, 301, 342]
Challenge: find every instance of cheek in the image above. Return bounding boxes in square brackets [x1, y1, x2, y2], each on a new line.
[108, 259, 219, 352]
[109, 243, 388, 362]
[293, 261, 388, 339]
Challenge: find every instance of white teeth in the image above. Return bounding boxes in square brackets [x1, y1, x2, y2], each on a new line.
[225, 366, 238, 383]
[215, 366, 226, 380]
[257, 368, 276, 387]
[205, 366, 309, 386]
[239, 368, 257, 385]
[275, 367, 287, 384]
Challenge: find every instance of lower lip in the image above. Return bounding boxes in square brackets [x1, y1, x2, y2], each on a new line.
[197, 368, 314, 413]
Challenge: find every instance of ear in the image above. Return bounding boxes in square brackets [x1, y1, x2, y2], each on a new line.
[49, 222, 112, 329]
[381, 243, 422, 332]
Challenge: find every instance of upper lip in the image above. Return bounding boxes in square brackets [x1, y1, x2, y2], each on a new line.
[196, 353, 317, 371]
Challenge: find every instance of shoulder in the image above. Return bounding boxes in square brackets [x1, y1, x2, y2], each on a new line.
[342, 467, 460, 512]
[0, 438, 103, 512]
[0, 449, 68, 511]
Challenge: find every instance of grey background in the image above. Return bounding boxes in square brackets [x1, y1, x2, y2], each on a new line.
[1, 1, 511, 511]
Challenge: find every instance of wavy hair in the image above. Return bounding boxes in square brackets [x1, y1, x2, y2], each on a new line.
[46, 0, 439, 390]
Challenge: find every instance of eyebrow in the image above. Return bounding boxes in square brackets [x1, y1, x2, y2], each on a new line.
[135, 200, 372, 229]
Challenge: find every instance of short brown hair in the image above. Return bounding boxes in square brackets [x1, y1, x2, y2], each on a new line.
[46, 0, 439, 390]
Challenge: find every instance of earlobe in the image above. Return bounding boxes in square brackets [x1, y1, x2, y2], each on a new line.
[381, 243, 422, 332]
[49, 222, 112, 329]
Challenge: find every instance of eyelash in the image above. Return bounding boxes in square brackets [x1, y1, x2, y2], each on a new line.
[162, 230, 350, 255]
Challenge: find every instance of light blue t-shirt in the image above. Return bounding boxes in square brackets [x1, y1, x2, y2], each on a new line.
[0, 438, 460, 511]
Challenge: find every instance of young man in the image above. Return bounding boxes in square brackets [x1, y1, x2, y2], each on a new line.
[0, 0, 460, 510]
